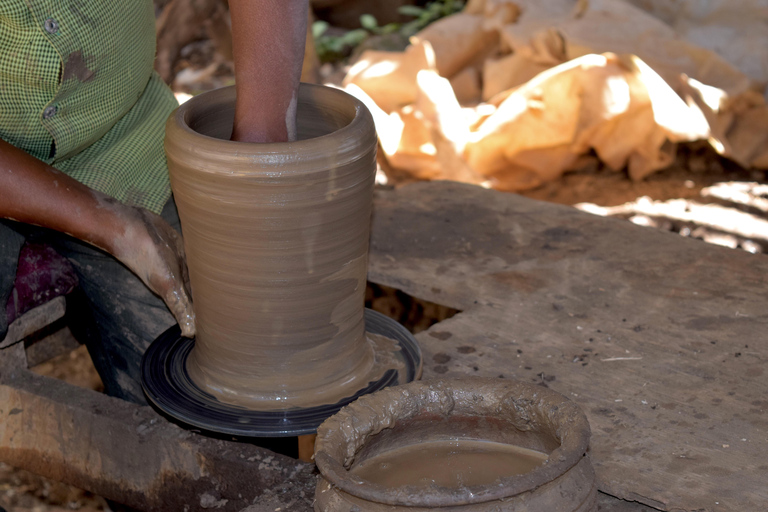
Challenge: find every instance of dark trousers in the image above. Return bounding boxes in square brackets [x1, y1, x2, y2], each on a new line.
[0, 199, 180, 404]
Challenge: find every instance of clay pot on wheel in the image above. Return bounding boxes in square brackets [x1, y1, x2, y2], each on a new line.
[164, 84, 380, 410]
[314, 378, 597, 511]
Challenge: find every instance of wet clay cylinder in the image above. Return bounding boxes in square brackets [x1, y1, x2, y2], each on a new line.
[314, 378, 597, 511]
[164, 84, 378, 409]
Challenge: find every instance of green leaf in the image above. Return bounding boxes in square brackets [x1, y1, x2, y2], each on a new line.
[400, 19, 422, 38]
[398, 5, 425, 17]
[342, 28, 368, 46]
[360, 14, 378, 30]
[311, 20, 329, 39]
[381, 22, 400, 35]
[328, 39, 344, 53]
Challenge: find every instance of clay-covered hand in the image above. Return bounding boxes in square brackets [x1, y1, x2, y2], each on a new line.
[0, 138, 195, 337]
[111, 205, 196, 338]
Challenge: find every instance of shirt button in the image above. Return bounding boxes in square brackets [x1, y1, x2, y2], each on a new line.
[44, 18, 59, 34]
[43, 105, 57, 119]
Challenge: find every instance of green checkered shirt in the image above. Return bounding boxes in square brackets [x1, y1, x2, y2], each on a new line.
[0, 0, 177, 213]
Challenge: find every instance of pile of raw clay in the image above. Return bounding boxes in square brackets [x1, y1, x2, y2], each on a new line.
[342, 0, 768, 191]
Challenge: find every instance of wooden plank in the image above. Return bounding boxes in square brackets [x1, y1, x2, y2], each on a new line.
[25, 325, 81, 367]
[0, 297, 66, 349]
[0, 369, 315, 512]
[298, 434, 317, 463]
[367, 182, 768, 512]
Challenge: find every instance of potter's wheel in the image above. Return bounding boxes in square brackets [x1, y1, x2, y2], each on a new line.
[141, 309, 422, 437]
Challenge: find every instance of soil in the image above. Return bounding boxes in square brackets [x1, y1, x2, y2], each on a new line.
[519, 144, 767, 208]
[0, 461, 108, 512]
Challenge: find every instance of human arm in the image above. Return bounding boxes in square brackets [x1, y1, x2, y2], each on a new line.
[0, 139, 195, 337]
[228, 0, 308, 143]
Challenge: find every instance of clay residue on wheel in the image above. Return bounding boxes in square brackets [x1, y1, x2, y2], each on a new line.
[165, 84, 403, 410]
[314, 378, 593, 508]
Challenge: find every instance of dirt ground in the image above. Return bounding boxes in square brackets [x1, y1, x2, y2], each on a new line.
[376, 141, 766, 213]
[520, 147, 765, 208]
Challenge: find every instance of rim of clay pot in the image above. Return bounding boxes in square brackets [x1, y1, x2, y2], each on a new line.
[314, 378, 591, 507]
[165, 83, 376, 175]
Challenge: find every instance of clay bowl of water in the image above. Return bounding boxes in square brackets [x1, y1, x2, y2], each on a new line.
[314, 378, 596, 511]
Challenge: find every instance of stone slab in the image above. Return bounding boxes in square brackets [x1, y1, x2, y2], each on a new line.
[367, 182, 767, 512]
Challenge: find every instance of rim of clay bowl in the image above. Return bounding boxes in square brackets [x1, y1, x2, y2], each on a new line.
[164, 83, 377, 175]
[314, 378, 591, 507]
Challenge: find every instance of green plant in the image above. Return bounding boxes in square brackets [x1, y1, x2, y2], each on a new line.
[398, 0, 465, 37]
[312, 21, 369, 63]
[359, 14, 401, 36]
[312, 0, 465, 63]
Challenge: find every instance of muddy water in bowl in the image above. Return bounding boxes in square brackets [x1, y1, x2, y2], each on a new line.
[349, 438, 548, 489]
[314, 379, 597, 511]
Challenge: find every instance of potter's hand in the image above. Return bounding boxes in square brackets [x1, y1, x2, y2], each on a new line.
[115, 206, 196, 338]
[0, 138, 195, 337]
